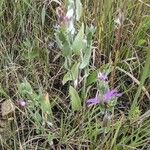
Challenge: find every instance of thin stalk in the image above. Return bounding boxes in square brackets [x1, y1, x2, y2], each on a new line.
[110, 9, 124, 88]
[131, 48, 150, 110]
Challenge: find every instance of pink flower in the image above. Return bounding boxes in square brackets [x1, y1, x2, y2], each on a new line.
[86, 97, 100, 107]
[98, 72, 108, 81]
[86, 90, 122, 107]
[103, 90, 122, 102]
[17, 100, 27, 107]
[56, 6, 75, 34]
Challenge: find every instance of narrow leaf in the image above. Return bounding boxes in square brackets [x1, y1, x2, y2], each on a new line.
[75, 0, 82, 21]
[62, 71, 72, 85]
[42, 92, 51, 113]
[72, 23, 85, 55]
[80, 47, 92, 69]
[71, 62, 80, 80]
[41, 5, 46, 26]
[63, 62, 80, 85]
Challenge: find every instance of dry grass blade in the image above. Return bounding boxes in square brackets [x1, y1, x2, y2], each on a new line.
[133, 109, 150, 124]
[138, 0, 150, 7]
[116, 66, 150, 100]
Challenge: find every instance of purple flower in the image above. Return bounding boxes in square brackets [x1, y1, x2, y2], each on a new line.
[56, 6, 75, 34]
[86, 97, 100, 107]
[103, 90, 122, 102]
[98, 72, 108, 81]
[17, 100, 27, 107]
[86, 89, 122, 107]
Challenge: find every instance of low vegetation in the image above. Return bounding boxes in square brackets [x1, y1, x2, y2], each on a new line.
[0, 0, 150, 149]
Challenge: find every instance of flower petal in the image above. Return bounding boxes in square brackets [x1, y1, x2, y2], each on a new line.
[17, 99, 27, 107]
[104, 89, 122, 102]
[86, 97, 100, 107]
[98, 72, 108, 81]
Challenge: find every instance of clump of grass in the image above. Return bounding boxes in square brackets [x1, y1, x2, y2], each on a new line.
[0, 0, 150, 149]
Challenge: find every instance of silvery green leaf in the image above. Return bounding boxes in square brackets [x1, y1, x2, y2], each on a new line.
[75, 0, 82, 21]
[80, 47, 92, 69]
[69, 86, 82, 111]
[71, 62, 80, 80]
[56, 30, 72, 57]
[72, 23, 85, 55]
[62, 71, 72, 85]
[63, 62, 80, 85]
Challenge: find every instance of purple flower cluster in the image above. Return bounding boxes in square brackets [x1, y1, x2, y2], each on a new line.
[56, 6, 75, 34]
[104, 90, 122, 102]
[86, 89, 122, 107]
[86, 97, 99, 107]
[86, 72, 122, 107]
[17, 99, 27, 107]
[56, 7, 70, 27]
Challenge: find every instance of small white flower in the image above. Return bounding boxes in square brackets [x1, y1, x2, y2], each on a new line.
[18, 100, 27, 107]
[66, 8, 74, 19]
[68, 21, 75, 35]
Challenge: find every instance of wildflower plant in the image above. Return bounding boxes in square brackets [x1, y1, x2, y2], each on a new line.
[1, 0, 150, 149]
[55, 0, 95, 111]
[55, 0, 122, 113]
[18, 80, 53, 132]
[87, 72, 122, 110]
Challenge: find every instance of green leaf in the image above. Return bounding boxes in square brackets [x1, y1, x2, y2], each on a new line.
[62, 41, 72, 57]
[18, 80, 33, 97]
[85, 26, 96, 50]
[40, 93, 51, 114]
[79, 25, 95, 69]
[72, 23, 85, 55]
[62, 71, 72, 85]
[57, 30, 72, 57]
[69, 86, 82, 111]
[80, 47, 92, 69]
[137, 39, 146, 46]
[75, 0, 82, 21]
[129, 106, 141, 121]
[23, 49, 39, 60]
[130, 48, 150, 110]
[34, 111, 42, 123]
[71, 62, 80, 80]
[63, 62, 80, 85]
[0, 84, 9, 98]
[86, 71, 97, 86]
